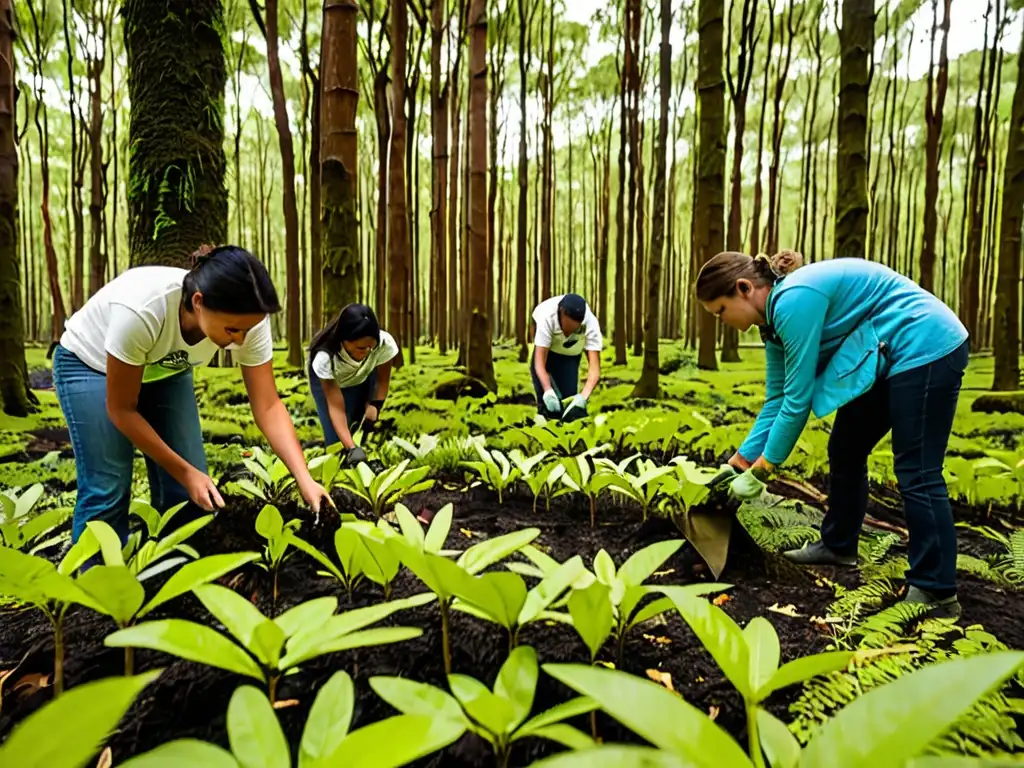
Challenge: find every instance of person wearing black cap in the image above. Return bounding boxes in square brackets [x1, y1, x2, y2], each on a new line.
[530, 293, 603, 421]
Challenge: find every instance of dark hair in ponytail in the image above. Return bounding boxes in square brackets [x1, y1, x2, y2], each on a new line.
[309, 303, 382, 361]
[182, 245, 281, 315]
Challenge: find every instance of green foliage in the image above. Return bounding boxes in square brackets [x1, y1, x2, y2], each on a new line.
[462, 444, 522, 504]
[230, 446, 298, 504]
[123, 499, 212, 579]
[254, 503, 301, 604]
[336, 459, 435, 517]
[0, 483, 69, 552]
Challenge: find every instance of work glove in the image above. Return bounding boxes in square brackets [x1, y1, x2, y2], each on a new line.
[562, 394, 588, 421]
[729, 469, 767, 501]
[542, 388, 561, 414]
[706, 463, 739, 489]
[344, 445, 368, 467]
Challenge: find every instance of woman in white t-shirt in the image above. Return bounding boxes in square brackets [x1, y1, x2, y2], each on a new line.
[530, 293, 603, 421]
[53, 245, 332, 550]
[307, 303, 399, 465]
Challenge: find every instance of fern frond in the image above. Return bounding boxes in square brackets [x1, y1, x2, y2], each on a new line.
[852, 601, 929, 648]
[829, 578, 898, 620]
[860, 556, 909, 582]
[1007, 530, 1024, 584]
[956, 554, 1008, 584]
[858, 532, 900, 565]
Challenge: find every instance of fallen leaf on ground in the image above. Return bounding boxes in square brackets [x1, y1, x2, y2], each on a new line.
[96, 747, 113, 768]
[713, 594, 731, 606]
[11, 672, 50, 699]
[646, 669, 676, 693]
[643, 634, 672, 646]
[273, 699, 300, 710]
[459, 528, 475, 538]
[768, 603, 802, 617]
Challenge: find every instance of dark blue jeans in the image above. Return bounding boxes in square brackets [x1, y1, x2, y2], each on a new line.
[309, 368, 378, 446]
[530, 346, 582, 418]
[822, 339, 969, 597]
[52, 344, 207, 544]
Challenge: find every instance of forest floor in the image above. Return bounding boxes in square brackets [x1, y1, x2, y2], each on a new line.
[1, 342, 1024, 764]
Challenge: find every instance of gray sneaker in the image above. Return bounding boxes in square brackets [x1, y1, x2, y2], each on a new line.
[782, 539, 857, 567]
[903, 585, 961, 620]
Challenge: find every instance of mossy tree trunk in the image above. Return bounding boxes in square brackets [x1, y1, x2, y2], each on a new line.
[321, 0, 361, 324]
[919, 0, 951, 294]
[467, 0, 495, 392]
[992, 24, 1024, 391]
[834, 0, 872, 259]
[631, 0, 671, 398]
[0, 0, 36, 416]
[123, 0, 227, 268]
[388, 0, 410, 359]
[696, 0, 724, 371]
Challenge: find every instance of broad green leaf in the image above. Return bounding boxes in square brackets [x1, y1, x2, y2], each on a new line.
[0, 670, 160, 768]
[761, 651, 854, 700]
[104, 620, 265, 681]
[146, 516, 214, 567]
[299, 671, 355, 768]
[227, 686, 289, 768]
[335, 526, 367, 577]
[250, 620, 286, 669]
[120, 739, 239, 767]
[743, 618, 780, 698]
[394, 505, 425, 547]
[14, 484, 45, 518]
[155, 501, 191, 535]
[625, 595, 677, 632]
[657, 586, 752, 700]
[424, 503, 454, 552]
[472, 571, 528, 629]
[592, 550, 617, 585]
[368, 676, 465, 722]
[275, 596, 338, 637]
[320, 714, 466, 768]
[282, 627, 422, 669]
[84, 521, 125, 566]
[458, 528, 541, 575]
[617, 540, 684, 587]
[517, 695, 599, 735]
[527, 745, 694, 768]
[58, 530, 102, 575]
[800, 651, 1024, 768]
[194, 584, 266, 649]
[519, 556, 585, 625]
[448, 674, 515, 737]
[290, 534, 345, 582]
[143, 552, 261, 617]
[233, 479, 267, 500]
[756, 709, 800, 768]
[76, 565, 146, 625]
[518, 723, 595, 750]
[494, 645, 538, 732]
[128, 500, 160, 534]
[544, 664, 751, 768]
[569, 581, 614, 660]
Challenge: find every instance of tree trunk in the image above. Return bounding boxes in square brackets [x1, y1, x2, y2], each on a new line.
[747, 0, 774, 256]
[389, 0, 410, 357]
[321, 0, 361, 325]
[87, 6, 108, 300]
[696, 0, 724, 371]
[632, 0, 671, 398]
[919, 0, 951, 293]
[515, 0, 537, 362]
[834, 0, 872, 259]
[63, 0, 85, 310]
[613, 21, 628, 365]
[433, 0, 450, 353]
[627, 0, 642, 357]
[307, 47, 322, 331]
[124, 0, 227, 267]
[0, 0, 35, 416]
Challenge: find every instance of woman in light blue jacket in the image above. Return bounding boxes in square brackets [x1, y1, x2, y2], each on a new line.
[696, 251, 969, 619]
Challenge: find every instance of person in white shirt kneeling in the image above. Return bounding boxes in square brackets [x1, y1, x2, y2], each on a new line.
[530, 293, 603, 422]
[53, 245, 333, 555]
[307, 303, 399, 466]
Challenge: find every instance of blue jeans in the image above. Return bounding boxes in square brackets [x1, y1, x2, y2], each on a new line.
[53, 344, 208, 544]
[822, 339, 969, 597]
[309, 367, 378, 446]
[530, 346, 583, 418]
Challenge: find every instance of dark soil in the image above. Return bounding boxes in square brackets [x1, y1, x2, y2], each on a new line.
[1, 486, 1022, 766]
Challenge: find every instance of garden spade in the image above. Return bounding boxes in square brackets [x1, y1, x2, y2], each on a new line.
[668, 464, 737, 579]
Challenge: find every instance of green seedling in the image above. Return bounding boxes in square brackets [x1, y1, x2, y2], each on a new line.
[0, 483, 69, 553]
[452, 554, 586, 649]
[346, 518, 405, 598]
[233, 445, 298, 504]
[337, 458, 435, 516]
[290, 525, 371, 599]
[462, 444, 521, 504]
[392, 502, 461, 556]
[537, 651, 1024, 768]
[660, 457, 734, 578]
[307, 442, 345, 496]
[122, 499, 212, 580]
[558, 452, 623, 528]
[0, 670, 161, 768]
[121, 670, 465, 768]
[254, 503, 301, 609]
[600, 457, 676, 520]
[105, 585, 433, 703]
[372, 645, 596, 768]
[389, 527, 541, 674]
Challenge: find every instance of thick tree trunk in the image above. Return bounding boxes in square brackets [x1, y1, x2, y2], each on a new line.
[696, 0, 724, 371]
[321, 0, 361, 323]
[834, 0, 872, 259]
[632, 0, 671, 398]
[389, 0, 410, 358]
[919, 0, 951, 293]
[432, 0, 450, 353]
[0, 0, 35, 416]
[467, 0, 495, 390]
[124, 0, 227, 266]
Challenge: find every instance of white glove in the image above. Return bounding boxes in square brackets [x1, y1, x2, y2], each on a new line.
[542, 389, 561, 412]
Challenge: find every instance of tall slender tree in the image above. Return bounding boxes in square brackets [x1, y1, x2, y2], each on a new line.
[321, 0, 362, 322]
[389, 0, 411, 360]
[696, 0, 725, 371]
[431, 0, 450, 354]
[834, 0, 873, 259]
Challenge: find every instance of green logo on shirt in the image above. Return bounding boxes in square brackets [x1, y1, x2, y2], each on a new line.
[156, 350, 191, 371]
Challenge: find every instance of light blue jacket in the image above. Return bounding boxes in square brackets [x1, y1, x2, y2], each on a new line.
[738, 258, 968, 466]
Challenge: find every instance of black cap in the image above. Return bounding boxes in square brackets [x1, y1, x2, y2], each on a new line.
[558, 293, 587, 322]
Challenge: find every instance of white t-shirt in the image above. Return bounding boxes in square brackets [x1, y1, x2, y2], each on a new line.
[532, 296, 603, 357]
[60, 266, 274, 382]
[310, 330, 400, 389]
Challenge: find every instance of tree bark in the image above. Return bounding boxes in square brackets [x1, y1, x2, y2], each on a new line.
[433, 0, 450, 353]
[613, 16, 628, 365]
[321, 0, 361, 324]
[86, 5, 108, 299]
[696, 0, 724, 371]
[919, 0, 951, 293]
[389, 0, 411, 357]
[124, 0, 227, 267]
[747, 0, 774, 256]
[515, 0, 538, 362]
[632, 0, 671, 398]
[834, 0, 873, 259]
